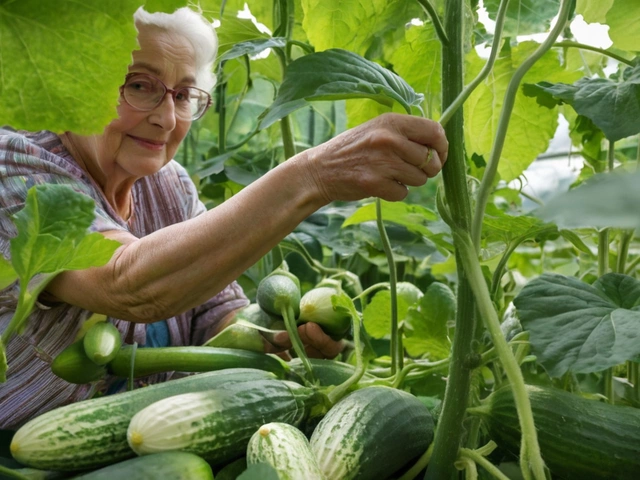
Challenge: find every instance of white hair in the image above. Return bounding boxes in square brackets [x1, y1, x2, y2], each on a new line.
[133, 6, 218, 92]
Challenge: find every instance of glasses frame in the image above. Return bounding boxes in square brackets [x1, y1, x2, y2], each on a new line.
[119, 72, 213, 121]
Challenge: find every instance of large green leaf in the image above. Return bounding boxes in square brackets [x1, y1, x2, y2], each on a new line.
[343, 201, 437, 237]
[575, 0, 614, 23]
[258, 49, 424, 128]
[535, 171, 640, 229]
[0, 0, 141, 134]
[0, 257, 17, 290]
[523, 63, 640, 142]
[404, 282, 456, 359]
[514, 273, 640, 377]
[363, 290, 410, 339]
[483, 0, 560, 36]
[606, 0, 640, 52]
[10, 185, 120, 279]
[464, 42, 581, 182]
[300, 0, 420, 55]
[218, 37, 287, 63]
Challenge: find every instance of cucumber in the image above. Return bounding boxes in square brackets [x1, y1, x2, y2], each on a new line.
[246, 423, 324, 480]
[203, 322, 266, 353]
[71, 452, 213, 480]
[107, 345, 288, 378]
[215, 457, 247, 480]
[473, 384, 640, 480]
[256, 271, 301, 318]
[127, 379, 327, 466]
[83, 321, 122, 365]
[298, 287, 351, 340]
[310, 386, 434, 480]
[51, 340, 107, 384]
[10, 369, 276, 471]
[235, 303, 282, 329]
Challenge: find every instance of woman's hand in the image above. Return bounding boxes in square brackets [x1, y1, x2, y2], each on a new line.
[263, 322, 345, 360]
[297, 113, 448, 204]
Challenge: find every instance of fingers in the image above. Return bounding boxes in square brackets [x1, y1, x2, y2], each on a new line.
[384, 113, 449, 165]
[297, 323, 345, 359]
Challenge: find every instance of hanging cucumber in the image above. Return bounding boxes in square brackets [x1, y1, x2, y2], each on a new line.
[298, 286, 351, 340]
[83, 321, 122, 365]
[246, 423, 324, 480]
[107, 345, 288, 378]
[51, 339, 107, 384]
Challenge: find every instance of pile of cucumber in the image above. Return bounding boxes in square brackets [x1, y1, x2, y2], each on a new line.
[3, 270, 640, 480]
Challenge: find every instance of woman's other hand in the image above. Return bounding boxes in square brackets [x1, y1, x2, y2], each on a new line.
[263, 322, 345, 360]
[298, 113, 448, 204]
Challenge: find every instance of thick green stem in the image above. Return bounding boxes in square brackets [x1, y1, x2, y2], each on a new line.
[439, 0, 511, 127]
[282, 304, 315, 382]
[425, 1, 478, 477]
[216, 64, 227, 154]
[616, 231, 633, 274]
[274, 47, 296, 160]
[415, 0, 449, 45]
[375, 199, 401, 374]
[471, 0, 574, 248]
[459, 448, 511, 480]
[454, 229, 546, 480]
[554, 41, 634, 66]
[0, 465, 31, 480]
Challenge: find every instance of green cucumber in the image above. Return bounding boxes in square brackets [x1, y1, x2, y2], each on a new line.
[83, 322, 122, 365]
[310, 386, 434, 480]
[472, 384, 640, 480]
[10, 369, 276, 471]
[235, 303, 282, 329]
[298, 287, 351, 340]
[71, 451, 213, 480]
[127, 379, 327, 466]
[246, 423, 324, 480]
[256, 271, 301, 318]
[51, 340, 107, 384]
[107, 345, 287, 378]
[215, 457, 247, 480]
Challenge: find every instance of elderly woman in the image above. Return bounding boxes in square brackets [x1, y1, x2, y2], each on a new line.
[0, 7, 447, 429]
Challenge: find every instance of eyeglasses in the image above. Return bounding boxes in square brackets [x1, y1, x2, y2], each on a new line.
[119, 73, 212, 121]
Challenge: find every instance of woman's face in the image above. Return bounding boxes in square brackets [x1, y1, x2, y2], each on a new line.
[97, 26, 196, 178]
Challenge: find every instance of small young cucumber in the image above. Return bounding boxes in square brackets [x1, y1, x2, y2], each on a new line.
[310, 386, 435, 480]
[203, 322, 266, 353]
[83, 321, 122, 365]
[71, 451, 213, 480]
[10, 369, 276, 471]
[256, 270, 301, 318]
[298, 286, 351, 340]
[247, 422, 324, 480]
[107, 345, 288, 379]
[127, 379, 324, 467]
[51, 339, 107, 384]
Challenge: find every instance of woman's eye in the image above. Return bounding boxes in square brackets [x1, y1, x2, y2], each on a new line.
[175, 90, 191, 102]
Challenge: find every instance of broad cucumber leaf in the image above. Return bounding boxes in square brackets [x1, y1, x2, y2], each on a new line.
[483, 0, 561, 36]
[535, 171, 640, 229]
[514, 273, 640, 377]
[259, 49, 424, 128]
[482, 206, 552, 244]
[343, 201, 437, 237]
[464, 42, 581, 182]
[0, 257, 17, 290]
[218, 37, 287, 63]
[606, 0, 640, 52]
[344, 99, 393, 129]
[363, 290, 410, 339]
[523, 63, 640, 142]
[300, 0, 420, 56]
[0, 0, 141, 134]
[575, 0, 614, 23]
[143, 0, 189, 13]
[404, 282, 456, 360]
[10, 185, 118, 279]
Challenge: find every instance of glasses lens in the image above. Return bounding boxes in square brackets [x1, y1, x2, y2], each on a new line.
[123, 74, 165, 110]
[174, 87, 209, 120]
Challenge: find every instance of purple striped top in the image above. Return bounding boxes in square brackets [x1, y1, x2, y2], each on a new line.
[0, 128, 249, 429]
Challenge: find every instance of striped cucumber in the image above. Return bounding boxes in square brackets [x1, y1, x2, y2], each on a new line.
[246, 423, 324, 480]
[127, 379, 327, 466]
[10, 369, 276, 471]
[71, 451, 213, 480]
[472, 384, 640, 480]
[310, 386, 434, 480]
[107, 345, 288, 378]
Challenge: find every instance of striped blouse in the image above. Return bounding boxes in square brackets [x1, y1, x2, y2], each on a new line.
[0, 128, 249, 429]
